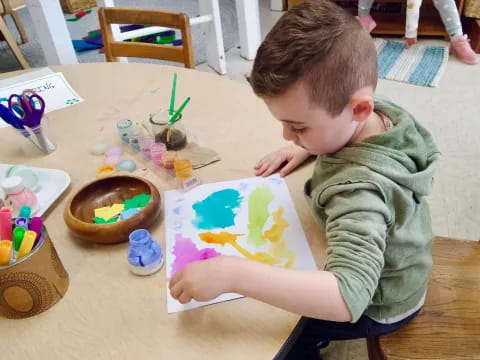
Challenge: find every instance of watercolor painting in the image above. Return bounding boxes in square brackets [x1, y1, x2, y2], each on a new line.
[164, 175, 317, 313]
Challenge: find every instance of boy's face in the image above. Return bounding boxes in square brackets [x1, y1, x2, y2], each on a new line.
[264, 81, 359, 155]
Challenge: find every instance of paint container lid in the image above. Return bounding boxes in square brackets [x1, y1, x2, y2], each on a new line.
[117, 160, 136, 173]
[96, 164, 116, 177]
[6, 165, 39, 192]
[1, 176, 25, 195]
[90, 143, 109, 155]
[105, 146, 123, 157]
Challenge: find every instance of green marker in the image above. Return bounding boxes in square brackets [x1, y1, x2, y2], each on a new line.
[169, 72, 177, 116]
[19, 206, 32, 221]
[168, 97, 191, 125]
[13, 227, 26, 252]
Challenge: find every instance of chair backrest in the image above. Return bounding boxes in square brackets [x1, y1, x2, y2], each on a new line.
[98, 7, 195, 68]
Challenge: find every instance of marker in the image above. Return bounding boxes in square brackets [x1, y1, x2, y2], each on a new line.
[29, 217, 43, 244]
[16, 230, 36, 261]
[13, 227, 26, 252]
[19, 206, 32, 221]
[15, 217, 29, 230]
[0, 240, 12, 266]
[0, 207, 12, 241]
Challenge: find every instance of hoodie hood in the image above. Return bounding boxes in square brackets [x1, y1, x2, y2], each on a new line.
[325, 97, 440, 197]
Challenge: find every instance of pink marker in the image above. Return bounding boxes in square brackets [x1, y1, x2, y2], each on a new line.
[29, 216, 43, 244]
[0, 208, 12, 241]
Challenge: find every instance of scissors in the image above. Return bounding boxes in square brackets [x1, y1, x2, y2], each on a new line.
[8, 90, 45, 129]
[0, 97, 32, 139]
[7, 91, 54, 153]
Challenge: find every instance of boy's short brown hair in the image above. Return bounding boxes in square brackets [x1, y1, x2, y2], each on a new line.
[250, 0, 378, 116]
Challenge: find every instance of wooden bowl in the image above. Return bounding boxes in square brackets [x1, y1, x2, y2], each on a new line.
[64, 175, 161, 244]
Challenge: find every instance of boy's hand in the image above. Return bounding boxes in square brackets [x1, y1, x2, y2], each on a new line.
[169, 256, 240, 304]
[405, 37, 417, 48]
[254, 144, 312, 177]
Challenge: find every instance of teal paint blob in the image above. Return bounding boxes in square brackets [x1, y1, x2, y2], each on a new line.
[192, 189, 242, 230]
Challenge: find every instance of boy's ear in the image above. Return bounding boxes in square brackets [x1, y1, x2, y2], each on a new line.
[349, 88, 374, 123]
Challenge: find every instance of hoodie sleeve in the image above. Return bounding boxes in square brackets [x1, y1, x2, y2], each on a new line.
[317, 183, 391, 322]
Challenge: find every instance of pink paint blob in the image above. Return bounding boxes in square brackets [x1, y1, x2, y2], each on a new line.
[105, 146, 123, 157]
[170, 233, 221, 278]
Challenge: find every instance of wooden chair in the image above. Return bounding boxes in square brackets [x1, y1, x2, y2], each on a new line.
[1, 0, 28, 44]
[367, 237, 480, 360]
[0, 2, 29, 69]
[98, 7, 195, 68]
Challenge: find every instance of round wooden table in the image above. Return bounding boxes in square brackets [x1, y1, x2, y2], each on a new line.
[0, 63, 326, 360]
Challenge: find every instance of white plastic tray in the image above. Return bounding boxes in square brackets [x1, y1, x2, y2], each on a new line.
[0, 164, 71, 216]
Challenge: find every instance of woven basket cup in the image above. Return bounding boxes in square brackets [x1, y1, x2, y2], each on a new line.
[0, 225, 69, 319]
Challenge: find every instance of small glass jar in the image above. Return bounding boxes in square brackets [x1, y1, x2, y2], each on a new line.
[149, 110, 187, 150]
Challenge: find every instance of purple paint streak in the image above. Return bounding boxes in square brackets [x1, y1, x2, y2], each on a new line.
[170, 233, 221, 278]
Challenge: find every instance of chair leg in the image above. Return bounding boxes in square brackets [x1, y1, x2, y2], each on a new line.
[367, 337, 386, 360]
[0, 16, 30, 69]
[198, 0, 227, 74]
[11, 10, 29, 44]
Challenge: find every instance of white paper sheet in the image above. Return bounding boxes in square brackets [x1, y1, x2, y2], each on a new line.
[0, 72, 84, 128]
[164, 175, 317, 313]
[0, 68, 54, 88]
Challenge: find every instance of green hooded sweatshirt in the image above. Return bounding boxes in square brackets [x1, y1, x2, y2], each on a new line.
[304, 97, 440, 323]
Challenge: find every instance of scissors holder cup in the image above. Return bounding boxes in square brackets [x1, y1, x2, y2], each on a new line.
[0, 224, 69, 319]
[29, 115, 56, 155]
[5, 92, 56, 155]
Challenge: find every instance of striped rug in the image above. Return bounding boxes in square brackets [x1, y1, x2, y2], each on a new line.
[374, 38, 449, 87]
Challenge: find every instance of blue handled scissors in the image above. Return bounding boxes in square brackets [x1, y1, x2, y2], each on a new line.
[8, 90, 45, 129]
[0, 98, 31, 139]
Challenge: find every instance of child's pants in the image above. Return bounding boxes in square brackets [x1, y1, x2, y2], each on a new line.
[274, 309, 420, 360]
[358, 0, 463, 38]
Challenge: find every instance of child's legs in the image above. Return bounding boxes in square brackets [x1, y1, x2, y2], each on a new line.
[433, 0, 463, 37]
[275, 310, 420, 360]
[358, 0, 375, 16]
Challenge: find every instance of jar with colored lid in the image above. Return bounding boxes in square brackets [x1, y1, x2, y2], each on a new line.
[1, 176, 38, 217]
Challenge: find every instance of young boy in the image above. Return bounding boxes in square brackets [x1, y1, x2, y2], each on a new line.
[169, 1, 440, 358]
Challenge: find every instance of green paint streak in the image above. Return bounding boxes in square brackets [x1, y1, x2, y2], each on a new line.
[247, 186, 274, 247]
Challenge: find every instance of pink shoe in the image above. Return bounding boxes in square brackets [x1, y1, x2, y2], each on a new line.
[357, 15, 377, 33]
[450, 34, 478, 65]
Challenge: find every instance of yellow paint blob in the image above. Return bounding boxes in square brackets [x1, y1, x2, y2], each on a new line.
[199, 232, 279, 265]
[262, 207, 288, 242]
[198, 207, 296, 268]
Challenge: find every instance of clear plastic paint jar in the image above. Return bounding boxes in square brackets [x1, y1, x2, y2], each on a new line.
[161, 151, 178, 169]
[150, 142, 167, 166]
[1, 176, 38, 217]
[174, 160, 193, 181]
[138, 136, 155, 160]
[127, 229, 163, 275]
[129, 126, 143, 152]
[116, 119, 133, 144]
